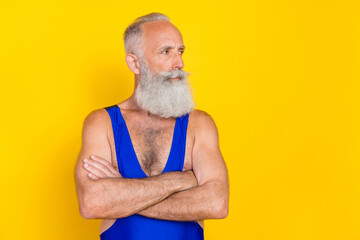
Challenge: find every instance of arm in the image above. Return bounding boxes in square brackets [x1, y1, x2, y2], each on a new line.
[84, 110, 229, 221]
[138, 111, 229, 221]
[74, 109, 197, 219]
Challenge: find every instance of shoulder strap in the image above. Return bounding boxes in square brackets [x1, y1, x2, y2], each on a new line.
[178, 114, 190, 171]
[104, 105, 125, 176]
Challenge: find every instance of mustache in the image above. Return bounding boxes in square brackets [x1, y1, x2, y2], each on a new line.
[157, 69, 189, 81]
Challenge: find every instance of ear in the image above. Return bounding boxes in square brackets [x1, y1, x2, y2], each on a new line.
[125, 54, 141, 75]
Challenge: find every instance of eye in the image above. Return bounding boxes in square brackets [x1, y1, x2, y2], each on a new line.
[161, 50, 169, 54]
[179, 50, 184, 55]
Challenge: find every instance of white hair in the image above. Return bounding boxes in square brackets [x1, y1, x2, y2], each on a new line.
[135, 59, 195, 118]
[123, 13, 170, 57]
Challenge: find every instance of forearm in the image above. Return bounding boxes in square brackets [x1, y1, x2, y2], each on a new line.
[138, 179, 229, 221]
[79, 171, 196, 219]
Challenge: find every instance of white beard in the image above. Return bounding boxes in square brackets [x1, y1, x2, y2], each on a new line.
[135, 60, 195, 118]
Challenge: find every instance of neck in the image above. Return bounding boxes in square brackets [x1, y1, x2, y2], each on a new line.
[127, 93, 161, 119]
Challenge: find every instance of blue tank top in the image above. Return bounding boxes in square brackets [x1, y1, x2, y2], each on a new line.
[100, 105, 204, 240]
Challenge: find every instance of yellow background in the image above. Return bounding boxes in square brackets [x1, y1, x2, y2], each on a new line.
[1, 0, 359, 239]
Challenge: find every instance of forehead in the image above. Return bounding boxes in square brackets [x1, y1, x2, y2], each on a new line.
[141, 21, 184, 50]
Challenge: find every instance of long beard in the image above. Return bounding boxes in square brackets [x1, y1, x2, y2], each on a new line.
[135, 62, 195, 118]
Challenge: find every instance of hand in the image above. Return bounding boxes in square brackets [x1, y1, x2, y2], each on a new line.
[83, 155, 122, 180]
[183, 170, 198, 189]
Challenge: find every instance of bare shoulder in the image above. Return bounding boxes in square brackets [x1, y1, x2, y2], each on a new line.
[83, 108, 110, 128]
[82, 108, 114, 138]
[189, 109, 218, 135]
[79, 107, 113, 162]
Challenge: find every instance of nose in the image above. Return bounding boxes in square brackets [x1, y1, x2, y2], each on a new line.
[172, 52, 184, 70]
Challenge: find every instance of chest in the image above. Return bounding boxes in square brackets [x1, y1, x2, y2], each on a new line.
[129, 123, 174, 176]
[108, 119, 194, 177]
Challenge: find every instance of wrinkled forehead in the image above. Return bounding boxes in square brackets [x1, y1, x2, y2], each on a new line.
[141, 21, 184, 51]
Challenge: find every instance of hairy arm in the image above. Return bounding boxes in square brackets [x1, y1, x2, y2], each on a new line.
[75, 109, 197, 219]
[137, 111, 229, 221]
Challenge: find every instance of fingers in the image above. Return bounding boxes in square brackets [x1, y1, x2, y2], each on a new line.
[89, 155, 120, 176]
[85, 158, 114, 176]
[83, 159, 108, 178]
[82, 155, 121, 180]
[88, 172, 99, 180]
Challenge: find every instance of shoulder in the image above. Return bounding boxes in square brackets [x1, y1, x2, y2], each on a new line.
[82, 107, 113, 138]
[83, 108, 110, 127]
[189, 109, 218, 131]
[188, 109, 219, 141]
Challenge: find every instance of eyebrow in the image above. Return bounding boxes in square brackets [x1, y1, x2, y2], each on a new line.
[159, 45, 185, 51]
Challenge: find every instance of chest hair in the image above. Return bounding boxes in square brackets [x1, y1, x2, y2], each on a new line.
[129, 124, 174, 176]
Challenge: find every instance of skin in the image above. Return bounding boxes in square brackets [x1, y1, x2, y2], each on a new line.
[74, 20, 229, 235]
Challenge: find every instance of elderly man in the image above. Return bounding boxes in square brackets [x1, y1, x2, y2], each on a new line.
[75, 13, 229, 240]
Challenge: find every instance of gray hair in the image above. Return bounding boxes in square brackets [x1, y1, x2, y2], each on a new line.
[123, 13, 170, 57]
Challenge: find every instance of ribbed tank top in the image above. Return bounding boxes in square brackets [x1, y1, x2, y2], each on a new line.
[100, 105, 204, 240]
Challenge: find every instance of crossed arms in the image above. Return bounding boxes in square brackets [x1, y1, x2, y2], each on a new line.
[74, 109, 229, 221]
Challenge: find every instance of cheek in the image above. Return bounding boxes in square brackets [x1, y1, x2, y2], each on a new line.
[152, 61, 171, 72]
[145, 53, 172, 72]
[158, 59, 173, 71]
